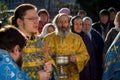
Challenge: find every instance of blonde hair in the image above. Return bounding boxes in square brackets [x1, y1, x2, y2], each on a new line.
[114, 11, 120, 27]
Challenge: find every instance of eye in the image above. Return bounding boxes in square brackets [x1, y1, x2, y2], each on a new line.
[24, 17, 40, 21]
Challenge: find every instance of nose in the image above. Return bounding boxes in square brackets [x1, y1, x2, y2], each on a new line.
[34, 17, 40, 22]
[33, 18, 39, 22]
[61, 22, 66, 26]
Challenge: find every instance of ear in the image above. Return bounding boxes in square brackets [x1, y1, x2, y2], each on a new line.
[17, 18, 23, 27]
[13, 45, 20, 55]
[10, 45, 20, 62]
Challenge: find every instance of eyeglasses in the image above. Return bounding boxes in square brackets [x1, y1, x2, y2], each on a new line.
[24, 17, 40, 21]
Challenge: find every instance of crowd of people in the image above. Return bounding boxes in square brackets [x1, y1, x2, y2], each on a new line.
[0, 3, 120, 80]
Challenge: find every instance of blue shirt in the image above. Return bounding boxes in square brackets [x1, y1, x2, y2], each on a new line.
[0, 49, 30, 80]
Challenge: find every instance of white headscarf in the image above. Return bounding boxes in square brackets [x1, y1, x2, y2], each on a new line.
[39, 23, 55, 38]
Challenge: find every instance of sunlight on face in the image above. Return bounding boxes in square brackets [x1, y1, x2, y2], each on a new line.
[47, 26, 55, 34]
[22, 9, 39, 35]
[83, 19, 91, 33]
[57, 15, 69, 32]
[39, 13, 48, 23]
[74, 18, 82, 33]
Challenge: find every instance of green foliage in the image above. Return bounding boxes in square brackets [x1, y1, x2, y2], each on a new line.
[0, 1, 9, 18]
[0, 1, 10, 27]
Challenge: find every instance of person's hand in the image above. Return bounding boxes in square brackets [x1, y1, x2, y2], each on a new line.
[38, 70, 51, 80]
[44, 62, 52, 73]
[70, 53, 76, 63]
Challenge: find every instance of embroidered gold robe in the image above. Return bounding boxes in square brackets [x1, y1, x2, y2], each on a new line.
[43, 32, 90, 80]
[22, 37, 58, 80]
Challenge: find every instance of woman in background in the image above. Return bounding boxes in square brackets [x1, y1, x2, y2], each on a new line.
[70, 16, 97, 80]
[39, 23, 55, 39]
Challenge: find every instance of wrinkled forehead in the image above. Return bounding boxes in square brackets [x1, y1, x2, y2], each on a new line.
[57, 13, 69, 21]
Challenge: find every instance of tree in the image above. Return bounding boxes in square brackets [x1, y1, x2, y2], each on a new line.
[0, 1, 9, 27]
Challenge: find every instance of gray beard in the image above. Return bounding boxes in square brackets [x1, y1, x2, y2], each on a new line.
[56, 27, 71, 38]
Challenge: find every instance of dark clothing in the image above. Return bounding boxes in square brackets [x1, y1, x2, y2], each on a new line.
[90, 28, 104, 80]
[110, 21, 115, 28]
[73, 31, 97, 80]
[92, 22, 114, 40]
[103, 27, 119, 54]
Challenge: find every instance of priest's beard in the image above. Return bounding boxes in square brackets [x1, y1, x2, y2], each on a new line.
[57, 26, 71, 38]
[16, 54, 23, 67]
